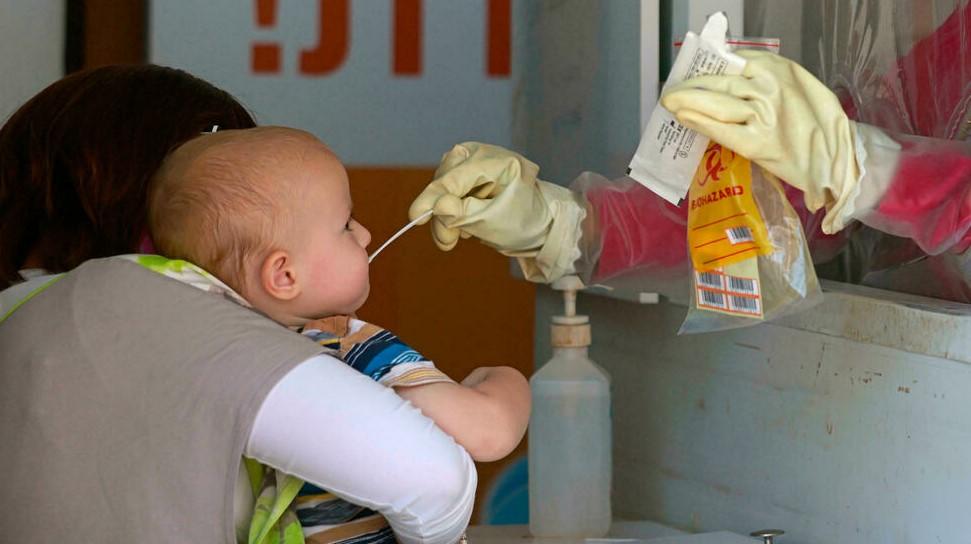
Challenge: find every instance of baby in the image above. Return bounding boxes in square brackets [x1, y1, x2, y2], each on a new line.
[148, 127, 530, 543]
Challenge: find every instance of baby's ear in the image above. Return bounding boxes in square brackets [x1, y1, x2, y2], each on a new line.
[260, 250, 301, 301]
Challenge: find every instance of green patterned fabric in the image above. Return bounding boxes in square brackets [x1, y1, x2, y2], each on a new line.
[246, 459, 307, 544]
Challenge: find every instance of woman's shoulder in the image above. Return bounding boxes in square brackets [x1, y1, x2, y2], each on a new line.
[64, 255, 276, 330]
[4, 255, 323, 377]
[60, 255, 324, 362]
[68, 254, 257, 308]
[95, 254, 250, 303]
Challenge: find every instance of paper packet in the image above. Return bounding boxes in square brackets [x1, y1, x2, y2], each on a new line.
[628, 12, 746, 204]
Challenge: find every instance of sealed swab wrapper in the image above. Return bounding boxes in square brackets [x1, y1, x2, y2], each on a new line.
[628, 12, 746, 204]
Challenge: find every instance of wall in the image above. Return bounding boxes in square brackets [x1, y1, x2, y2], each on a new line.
[512, 0, 643, 185]
[0, 0, 63, 122]
[150, 0, 514, 166]
[534, 283, 971, 542]
[81, 0, 145, 67]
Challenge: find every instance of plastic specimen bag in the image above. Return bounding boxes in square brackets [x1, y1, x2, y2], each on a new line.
[679, 143, 821, 334]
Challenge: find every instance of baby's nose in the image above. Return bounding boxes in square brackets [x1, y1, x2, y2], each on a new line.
[359, 226, 372, 247]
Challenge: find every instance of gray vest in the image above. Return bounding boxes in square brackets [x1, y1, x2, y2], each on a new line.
[0, 258, 323, 542]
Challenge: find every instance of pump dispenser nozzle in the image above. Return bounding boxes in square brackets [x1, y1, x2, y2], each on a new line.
[551, 276, 591, 347]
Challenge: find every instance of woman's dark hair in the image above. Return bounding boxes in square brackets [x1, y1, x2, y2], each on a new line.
[0, 64, 257, 288]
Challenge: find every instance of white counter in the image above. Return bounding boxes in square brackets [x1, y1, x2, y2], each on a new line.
[467, 521, 755, 544]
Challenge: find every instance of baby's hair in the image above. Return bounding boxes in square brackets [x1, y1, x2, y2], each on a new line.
[148, 127, 316, 292]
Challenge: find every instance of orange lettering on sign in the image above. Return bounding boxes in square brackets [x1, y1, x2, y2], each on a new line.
[487, 0, 511, 77]
[249, 0, 511, 78]
[252, 0, 281, 73]
[300, 0, 350, 76]
[394, 0, 422, 75]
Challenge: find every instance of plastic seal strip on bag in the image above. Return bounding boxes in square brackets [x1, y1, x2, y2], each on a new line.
[679, 143, 822, 334]
[672, 36, 780, 58]
[627, 11, 746, 205]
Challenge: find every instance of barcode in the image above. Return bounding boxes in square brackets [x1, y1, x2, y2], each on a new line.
[696, 271, 723, 289]
[726, 226, 753, 245]
[699, 289, 726, 309]
[727, 276, 757, 294]
[729, 295, 761, 315]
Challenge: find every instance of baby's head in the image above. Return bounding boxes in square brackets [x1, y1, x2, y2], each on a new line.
[149, 126, 371, 326]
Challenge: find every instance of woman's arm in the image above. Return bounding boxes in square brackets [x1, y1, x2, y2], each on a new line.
[245, 354, 476, 544]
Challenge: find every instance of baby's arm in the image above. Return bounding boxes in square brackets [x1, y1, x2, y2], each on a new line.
[395, 366, 530, 463]
[301, 316, 531, 462]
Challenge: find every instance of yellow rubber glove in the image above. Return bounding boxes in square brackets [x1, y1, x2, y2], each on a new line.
[661, 49, 861, 233]
[409, 142, 584, 282]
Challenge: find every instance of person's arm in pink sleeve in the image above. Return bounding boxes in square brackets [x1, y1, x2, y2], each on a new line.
[856, 136, 971, 254]
[574, 172, 854, 289]
[588, 184, 688, 281]
[892, 1, 971, 139]
[859, 1, 971, 253]
[569, 174, 688, 286]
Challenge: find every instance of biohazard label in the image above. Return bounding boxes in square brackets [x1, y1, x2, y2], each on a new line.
[686, 143, 773, 272]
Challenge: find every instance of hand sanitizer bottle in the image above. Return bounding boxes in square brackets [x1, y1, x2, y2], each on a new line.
[528, 276, 611, 537]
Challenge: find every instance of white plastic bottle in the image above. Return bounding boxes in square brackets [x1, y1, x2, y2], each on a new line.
[528, 276, 612, 538]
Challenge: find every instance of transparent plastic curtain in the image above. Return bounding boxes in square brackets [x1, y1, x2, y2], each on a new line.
[747, 0, 971, 302]
[747, 0, 970, 140]
[564, 1, 970, 305]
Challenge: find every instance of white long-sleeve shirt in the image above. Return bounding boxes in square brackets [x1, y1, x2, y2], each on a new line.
[246, 355, 476, 544]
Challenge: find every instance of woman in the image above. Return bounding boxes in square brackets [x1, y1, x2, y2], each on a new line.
[409, 3, 971, 303]
[0, 65, 474, 544]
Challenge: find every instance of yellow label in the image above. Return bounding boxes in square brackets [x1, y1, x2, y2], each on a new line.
[687, 143, 772, 272]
